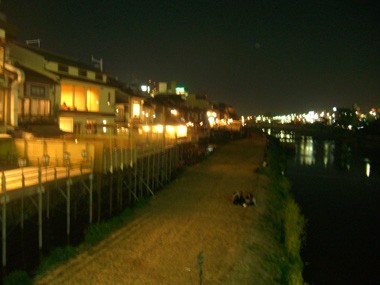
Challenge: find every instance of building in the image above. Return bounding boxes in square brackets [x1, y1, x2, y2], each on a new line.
[7, 42, 117, 135]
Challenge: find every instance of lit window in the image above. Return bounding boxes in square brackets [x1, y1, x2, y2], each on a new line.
[132, 103, 140, 118]
[87, 88, 99, 112]
[59, 117, 73, 132]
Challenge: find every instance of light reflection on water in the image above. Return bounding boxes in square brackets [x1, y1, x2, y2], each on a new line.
[264, 128, 373, 177]
[297, 137, 315, 166]
[266, 128, 380, 284]
[365, 158, 371, 177]
[263, 128, 296, 144]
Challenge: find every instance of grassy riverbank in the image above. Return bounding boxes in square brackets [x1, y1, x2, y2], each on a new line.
[259, 136, 306, 284]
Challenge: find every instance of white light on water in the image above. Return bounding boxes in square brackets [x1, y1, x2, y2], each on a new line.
[365, 159, 371, 177]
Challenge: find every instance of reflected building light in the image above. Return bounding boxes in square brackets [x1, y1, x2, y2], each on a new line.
[299, 137, 315, 165]
[365, 158, 371, 177]
[324, 155, 328, 167]
[323, 141, 334, 168]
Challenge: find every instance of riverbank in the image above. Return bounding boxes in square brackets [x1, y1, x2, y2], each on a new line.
[6, 131, 304, 284]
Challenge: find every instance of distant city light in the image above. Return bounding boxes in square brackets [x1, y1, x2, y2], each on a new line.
[175, 87, 185, 94]
[141, 85, 150, 92]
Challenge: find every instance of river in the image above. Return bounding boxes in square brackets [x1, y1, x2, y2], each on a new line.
[267, 129, 380, 285]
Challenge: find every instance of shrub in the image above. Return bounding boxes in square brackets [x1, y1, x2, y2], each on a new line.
[35, 246, 77, 275]
[284, 198, 305, 258]
[3, 270, 33, 285]
[262, 135, 306, 285]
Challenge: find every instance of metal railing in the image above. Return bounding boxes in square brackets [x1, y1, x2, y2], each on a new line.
[1, 161, 92, 193]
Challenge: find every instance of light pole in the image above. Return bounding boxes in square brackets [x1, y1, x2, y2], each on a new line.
[18, 157, 27, 179]
[81, 149, 88, 172]
[43, 154, 50, 182]
[64, 152, 70, 176]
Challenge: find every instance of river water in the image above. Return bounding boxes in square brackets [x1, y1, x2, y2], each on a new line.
[267, 129, 380, 285]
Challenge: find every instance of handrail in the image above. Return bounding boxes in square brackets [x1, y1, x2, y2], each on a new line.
[0, 162, 92, 192]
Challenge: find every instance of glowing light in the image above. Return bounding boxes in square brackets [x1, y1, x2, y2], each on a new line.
[175, 87, 185, 94]
[208, 117, 215, 127]
[59, 117, 73, 133]
[142, 125, 150, 132]
[153, 124, 164, 133]
[132, 103, 141, 117]
[207, 111, 217, 118]
[365, 158, 371, 177]
[141, 85, 150, 92]
[166, 125, 175, 135]
[177, 125, 187, 137]
[170, 109, 178, 116]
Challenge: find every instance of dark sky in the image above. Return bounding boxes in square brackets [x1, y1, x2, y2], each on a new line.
[2, 0, 380, 115]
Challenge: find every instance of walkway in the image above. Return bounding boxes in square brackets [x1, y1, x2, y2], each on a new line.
[34, 132, 280, 284]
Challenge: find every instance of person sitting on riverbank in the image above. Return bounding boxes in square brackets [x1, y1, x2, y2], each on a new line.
[232, 191, 245, 205]
[244, 192, 257, 207]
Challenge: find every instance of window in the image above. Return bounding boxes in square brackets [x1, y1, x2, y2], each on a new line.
[74, 86, 86, 111]
[61, 83, 99, 112]
[61, 84, 74, 109]
[31, 98, 39, 116]
[74, 122, 81, 134]
[58, 64, 68, 73]
[95, 73, 103, 81]
[24, 98, 30, 116]
[30, 85, 46, 97]
[132, 102, 141, 118]
[86, 120, 98, 134]
[31, 99, 50, 117]
[40, 100, 50, 116]
[59, 117, 73, 133]
[78, 69, 87, 77]
[87, 88, 99, 112]
[21, 97, 50, 118]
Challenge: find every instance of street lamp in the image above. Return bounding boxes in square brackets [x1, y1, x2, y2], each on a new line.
[64, 151, 70, 167]
[81, 149, 88, 170]
[43, 154, 50, 182]
[64, 151, 71, 177]
[18, 157, 27, 177]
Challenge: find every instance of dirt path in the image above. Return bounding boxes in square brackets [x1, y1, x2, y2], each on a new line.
[35, 132, 279, 285]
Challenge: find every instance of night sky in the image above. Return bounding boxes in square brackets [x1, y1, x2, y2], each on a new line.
[2, 0, 380, 115]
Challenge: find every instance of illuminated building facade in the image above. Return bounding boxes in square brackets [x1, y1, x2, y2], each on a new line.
[7, 42, 117, 135]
